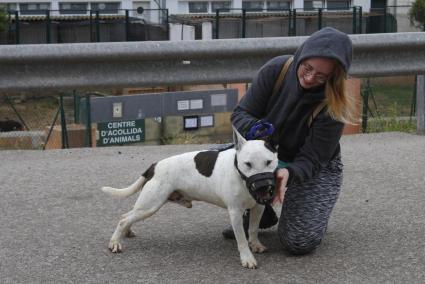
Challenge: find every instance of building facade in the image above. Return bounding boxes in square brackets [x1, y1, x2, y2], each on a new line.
[1, 0, 371, 16]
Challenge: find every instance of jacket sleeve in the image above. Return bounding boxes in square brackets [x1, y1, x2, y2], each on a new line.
[285, 111, 344, 185]
[231, 56, 289, 136]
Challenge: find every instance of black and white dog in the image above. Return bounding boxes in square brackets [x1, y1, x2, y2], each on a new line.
[102, 129, 278, 268]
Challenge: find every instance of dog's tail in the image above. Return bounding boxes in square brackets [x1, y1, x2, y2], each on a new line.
[101, 176, 146, 197]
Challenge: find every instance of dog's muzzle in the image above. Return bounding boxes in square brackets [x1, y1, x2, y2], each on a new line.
[234, 156, 276, 205]
[245, 172, 276, 205]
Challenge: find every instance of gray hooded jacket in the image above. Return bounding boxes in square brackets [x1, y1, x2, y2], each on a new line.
[231, 27, 353, 185]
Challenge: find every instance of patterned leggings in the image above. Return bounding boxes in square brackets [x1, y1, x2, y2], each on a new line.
[278, 154, 343, 255]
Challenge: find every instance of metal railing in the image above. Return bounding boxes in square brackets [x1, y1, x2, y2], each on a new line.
[1, 32, 424, 94]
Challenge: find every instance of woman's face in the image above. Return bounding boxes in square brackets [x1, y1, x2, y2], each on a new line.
[297, 57, 335, 89]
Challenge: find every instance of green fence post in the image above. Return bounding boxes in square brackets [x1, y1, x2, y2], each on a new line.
[288, 9, 292, 36]
[215, 9, 219, 39]
[89, 10, 93, 42]
[318, 8, 322, 30]
[125, 9, 130, 41]
[14, 11, 20, 44]
[73, 91, 80, 124]
[85, 94, 92, 147]
[352, 6, 357, 34]
[292, 9, 297, 36]
[165, 9, 169, 40]
[361, 79, 370, 133]
[383, 7, 387, 33]
[358, 6, 363, 33]
[241, 9, 246, 38]
[59, 95, 69, 149]
[45, 9, 51, 43]
[96, 11, 100, 42]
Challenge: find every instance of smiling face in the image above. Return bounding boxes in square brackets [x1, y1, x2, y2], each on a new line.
[297, 57, 336, 89]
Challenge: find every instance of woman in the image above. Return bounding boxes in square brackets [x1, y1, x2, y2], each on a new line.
[224, 27, 357, 255]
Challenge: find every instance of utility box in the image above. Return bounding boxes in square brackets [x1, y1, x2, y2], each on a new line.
[79, 89, 238, 145]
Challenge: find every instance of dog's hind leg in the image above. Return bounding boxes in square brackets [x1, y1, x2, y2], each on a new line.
[108, 181, 171, 253]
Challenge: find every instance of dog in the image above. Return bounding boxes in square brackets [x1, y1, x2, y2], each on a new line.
[0, 120, 24, 132]
[101, 129, 278, 269]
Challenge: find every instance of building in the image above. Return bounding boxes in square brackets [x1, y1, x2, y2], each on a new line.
[1, 0, 372, 16]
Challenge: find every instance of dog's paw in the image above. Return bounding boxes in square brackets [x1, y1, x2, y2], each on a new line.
[108, 240, 122, 253]
[241, 256, 257, 269]
[249, 241, 267, 253]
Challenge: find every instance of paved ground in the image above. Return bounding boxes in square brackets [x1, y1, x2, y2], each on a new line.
[1, 132, 424, 283]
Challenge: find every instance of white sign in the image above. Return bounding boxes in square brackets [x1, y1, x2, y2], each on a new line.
[190, 99, 203, 110]
[177, 100, 190, 111]
[200, 115, 214, 127]
[184, 117, 198, 129]
[112, 102, 122, 118]
[211, 94, 227, 106]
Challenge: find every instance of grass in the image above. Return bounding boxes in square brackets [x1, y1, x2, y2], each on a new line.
[361, 78, 417, 133]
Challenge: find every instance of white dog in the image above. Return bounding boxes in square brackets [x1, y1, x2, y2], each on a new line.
[102, 129, 278, 269]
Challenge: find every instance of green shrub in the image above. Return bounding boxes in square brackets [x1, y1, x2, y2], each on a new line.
[0, 8, 7, 33]
[409, 0, 425, 31]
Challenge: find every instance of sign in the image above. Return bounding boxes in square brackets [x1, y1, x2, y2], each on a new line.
[97, 119, 145, 146]
[183, 116, 198, 130]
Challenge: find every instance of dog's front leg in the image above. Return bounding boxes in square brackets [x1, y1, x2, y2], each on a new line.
[248, 204, 267, 253]
[228, 208, 257, 269]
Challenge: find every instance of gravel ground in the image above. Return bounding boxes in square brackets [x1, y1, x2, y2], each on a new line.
[0, 132, 424, 283]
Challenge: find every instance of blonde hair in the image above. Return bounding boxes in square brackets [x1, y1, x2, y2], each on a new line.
[325, 62, 359, 125]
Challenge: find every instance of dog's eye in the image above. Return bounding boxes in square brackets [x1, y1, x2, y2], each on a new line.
[245, 162, 252, 168]
[266, 160, 272, 166]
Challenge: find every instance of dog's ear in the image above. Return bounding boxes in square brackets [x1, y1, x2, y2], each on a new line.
[263, 136, 278, 153]
[232, 126, 246, 151]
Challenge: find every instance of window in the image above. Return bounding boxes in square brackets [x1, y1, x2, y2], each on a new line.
[304, 0, 324, 10]
[0, 3, 18, 12]
[91, 2, 120, 14]
[327, 0, 350, 10]
[188, 2, 208, 13]
[266, 0, 290, 10]
[211, 1, 231, 12]
[242, 1, 264, 11]
[59, 3, 88, 14]
[20, 3, 51, 15]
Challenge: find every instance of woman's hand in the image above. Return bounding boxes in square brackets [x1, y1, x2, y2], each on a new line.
[272, 168, 289, 206]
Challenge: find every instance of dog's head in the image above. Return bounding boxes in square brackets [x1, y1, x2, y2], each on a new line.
[233, 127, 278, 205]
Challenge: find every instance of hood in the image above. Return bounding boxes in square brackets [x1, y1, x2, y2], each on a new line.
[293, 27, 353, 73]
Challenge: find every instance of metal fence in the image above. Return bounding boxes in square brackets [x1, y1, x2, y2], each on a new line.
[0, 93, 93, 150]
[1, 8, 169, 44]
[212, 7, 365, 38]
[360, 77, 417, 133]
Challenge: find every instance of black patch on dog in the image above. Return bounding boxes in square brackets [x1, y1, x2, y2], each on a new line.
[142, 163, 156, 182]
[194, 151, 219, 177]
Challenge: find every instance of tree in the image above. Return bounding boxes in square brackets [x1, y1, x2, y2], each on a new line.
[0, 8, 8, 33]
[409, 0, 425, 31]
